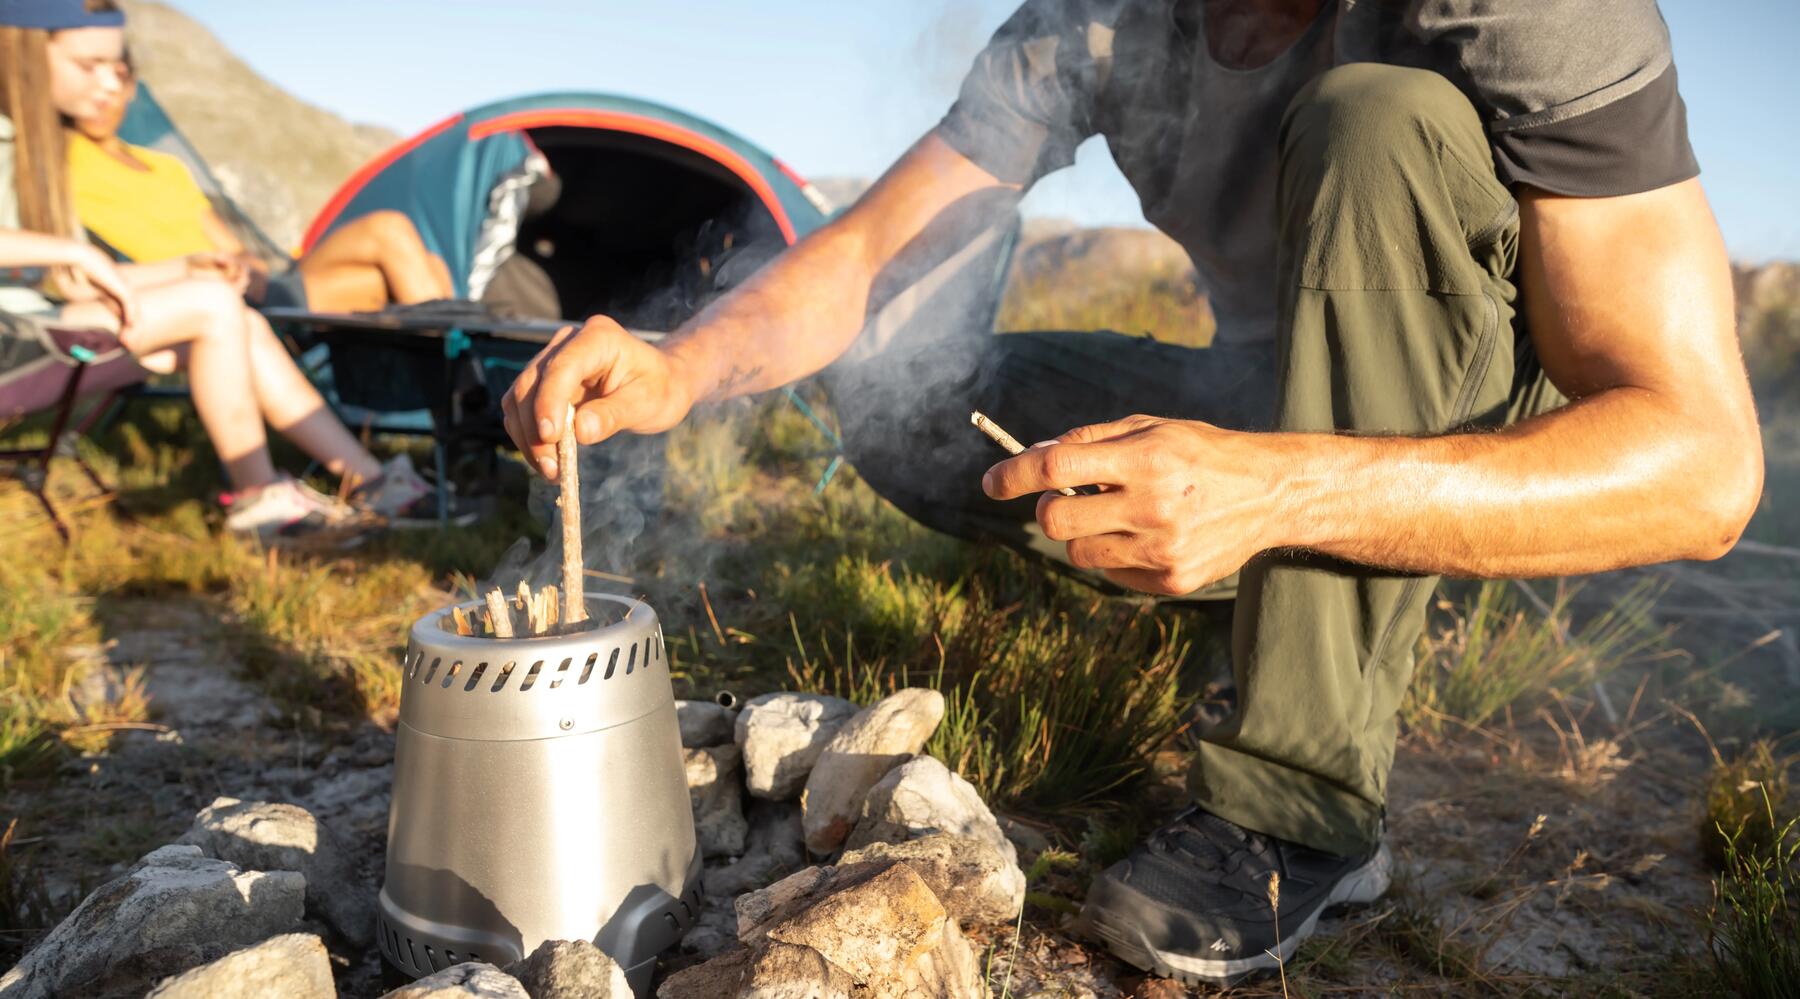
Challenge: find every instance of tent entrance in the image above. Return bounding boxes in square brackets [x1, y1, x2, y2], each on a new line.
[481, 124, 787, 331]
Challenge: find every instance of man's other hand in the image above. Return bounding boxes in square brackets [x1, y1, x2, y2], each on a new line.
[981, 415, 1289, 596]
[501, 316, 695, 481]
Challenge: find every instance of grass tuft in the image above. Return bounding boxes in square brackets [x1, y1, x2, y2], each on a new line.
[1704, 779, 1800, 998]
[1404, 579, 1667, 735]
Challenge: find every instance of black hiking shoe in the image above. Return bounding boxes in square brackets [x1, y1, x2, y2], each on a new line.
[1080, 807, 1391, 986]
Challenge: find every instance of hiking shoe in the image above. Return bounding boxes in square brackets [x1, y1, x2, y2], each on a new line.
[1081, 808, 1391, 986]
[222, 478, 373, 549]
[353, 454, 476, 528]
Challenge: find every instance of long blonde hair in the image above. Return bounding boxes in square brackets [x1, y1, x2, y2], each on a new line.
[0, 0, 121, 237]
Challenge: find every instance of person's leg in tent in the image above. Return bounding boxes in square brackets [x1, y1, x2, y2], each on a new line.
[294, 210, 456, 311]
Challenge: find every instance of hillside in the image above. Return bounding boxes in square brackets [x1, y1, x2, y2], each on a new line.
[120, 0, 397, 249]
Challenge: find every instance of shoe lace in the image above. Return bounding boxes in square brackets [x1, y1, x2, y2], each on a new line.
[1149, 810, 1272, 880]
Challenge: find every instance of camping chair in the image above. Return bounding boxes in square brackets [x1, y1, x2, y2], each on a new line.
[0, 312, 144, 540]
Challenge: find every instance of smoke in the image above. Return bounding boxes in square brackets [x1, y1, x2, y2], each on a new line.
[483, 201, 776, 598]
[479, 0, 1165, 602]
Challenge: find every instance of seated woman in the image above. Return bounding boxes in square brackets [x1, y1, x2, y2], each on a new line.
[1, 0, 433, 544]
[67, 55, 455, 313]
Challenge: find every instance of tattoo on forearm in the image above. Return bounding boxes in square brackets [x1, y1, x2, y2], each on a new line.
[713, 363, 766, 399]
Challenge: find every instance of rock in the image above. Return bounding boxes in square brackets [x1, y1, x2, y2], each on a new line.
[735, 693, 857, 800]
[145, 933, 334, 999]
[741, 942, 854, 999]
[0, 845, 304, 999]
[997, 816, 1053, 855]
[734, 866, 836, 940]
[686, 744, 749, 858]
[801, 689, 945, 854]
[763, 865, 947, 983]
[678, 901, 741, 959]
[877, 919, 986, 999]
[656, 947, 752, 999]
[378, 962, 528, 999]
[677, 700, 738, 748]
[178, 796, 375, 947]
[840, 834, 1023, 925]
[846, 757, 1016, 873]
[502, 939, 631, 999]
[703, 800, 806, 898]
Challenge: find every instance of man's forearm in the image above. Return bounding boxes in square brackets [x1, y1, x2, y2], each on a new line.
[661, 132, 1014, 408]
[1282, 387, 1762, 577]
[662, 218, 876, 405]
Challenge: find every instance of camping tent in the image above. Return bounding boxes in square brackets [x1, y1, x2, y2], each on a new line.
[303, 92, 835, 330]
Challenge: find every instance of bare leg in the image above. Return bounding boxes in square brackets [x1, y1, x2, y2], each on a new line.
[240, 310, 383, 484]
[62, 281, 278, 491]
[297, 210, 456, 310]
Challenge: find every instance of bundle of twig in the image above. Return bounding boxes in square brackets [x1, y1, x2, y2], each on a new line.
[447, 406, 589, 639]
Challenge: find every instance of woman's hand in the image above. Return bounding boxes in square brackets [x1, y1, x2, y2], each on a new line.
[980, 414, 1295, 596]
[184, 252, 250, 294]
[501, 316, 696, 481]
[59, 245, 139, 330]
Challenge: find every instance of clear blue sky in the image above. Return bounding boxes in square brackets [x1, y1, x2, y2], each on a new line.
[166, 0, 1798, 260]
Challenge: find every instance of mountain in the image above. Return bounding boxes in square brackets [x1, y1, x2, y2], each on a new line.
[120, 1, 398, 250]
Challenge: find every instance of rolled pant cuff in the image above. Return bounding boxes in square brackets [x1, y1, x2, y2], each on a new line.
[1190, 739, 1383, 857]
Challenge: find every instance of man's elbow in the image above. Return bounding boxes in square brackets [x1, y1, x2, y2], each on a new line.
[1681, 428, 1764, 562]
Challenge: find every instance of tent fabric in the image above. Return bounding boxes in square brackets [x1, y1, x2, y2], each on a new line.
[303, 92, 835, 300]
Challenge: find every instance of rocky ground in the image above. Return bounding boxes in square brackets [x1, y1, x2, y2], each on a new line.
[2, 585, 1760, 998]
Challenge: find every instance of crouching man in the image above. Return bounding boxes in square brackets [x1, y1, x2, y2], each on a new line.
[505, 0, 1761, 984]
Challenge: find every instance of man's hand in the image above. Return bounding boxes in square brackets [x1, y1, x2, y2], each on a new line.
[982, 415, 1289, 596]
[501, 316, 695, 481]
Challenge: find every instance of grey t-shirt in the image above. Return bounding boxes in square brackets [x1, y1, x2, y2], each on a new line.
[938, 0, 1698, 347]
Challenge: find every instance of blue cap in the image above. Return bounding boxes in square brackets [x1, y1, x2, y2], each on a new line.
[0, 0, 125, 30]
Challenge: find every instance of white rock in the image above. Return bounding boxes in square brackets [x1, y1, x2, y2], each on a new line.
[145, 933, 334, 999]
[378, 962, 528, 999]
[840, 834, 1024, 926]
[845, 757, 1018, 875]
[179, 796, 375, 947]
[735, 693, 857, 800]
[686, 744, 749, 858]
[0, 846, 305, 999]
[801, 689, 944, 854]
[501, 938, 632, 999]
[676, 700, 738, 748]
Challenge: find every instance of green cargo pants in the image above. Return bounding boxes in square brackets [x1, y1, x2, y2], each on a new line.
[828, 64, 1563, 856]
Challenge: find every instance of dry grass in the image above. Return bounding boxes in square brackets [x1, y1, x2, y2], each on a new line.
[1403, 579, 1671, 737]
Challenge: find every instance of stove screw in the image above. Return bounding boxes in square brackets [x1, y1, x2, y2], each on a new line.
[559, 718, 574, 731]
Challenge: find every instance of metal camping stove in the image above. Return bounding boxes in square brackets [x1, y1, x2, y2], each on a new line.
[378, 593, 701, 994]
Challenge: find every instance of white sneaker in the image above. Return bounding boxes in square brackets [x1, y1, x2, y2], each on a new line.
[223, 478, 372, 548]
[354, 453, 474, 527]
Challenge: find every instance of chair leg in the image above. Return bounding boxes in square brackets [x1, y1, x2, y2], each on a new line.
[434, 439, 450, 528]
[27, 481, 72, 543]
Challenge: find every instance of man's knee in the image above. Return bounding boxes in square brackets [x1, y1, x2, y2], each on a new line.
[1283, 64, 1481, 161]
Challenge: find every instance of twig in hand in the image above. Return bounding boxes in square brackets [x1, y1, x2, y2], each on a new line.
[969, 411, 1078, 497]
[559, 405, 586, 627]
[485, 589, 514, 639]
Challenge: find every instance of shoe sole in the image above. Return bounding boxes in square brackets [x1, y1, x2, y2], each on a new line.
[1085, 841, 1393, 987]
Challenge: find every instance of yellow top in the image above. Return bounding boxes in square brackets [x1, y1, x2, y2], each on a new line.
[67, 132, 214, 263]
